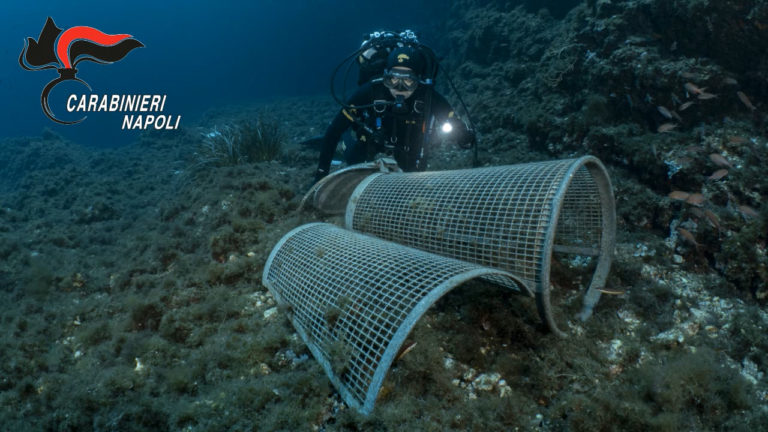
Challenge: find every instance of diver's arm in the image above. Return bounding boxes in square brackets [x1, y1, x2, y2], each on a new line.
[314, 86, 371, 183]
[315, 111, 352, 182]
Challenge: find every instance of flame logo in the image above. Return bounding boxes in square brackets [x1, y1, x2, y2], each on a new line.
[19, 17, 144, 124]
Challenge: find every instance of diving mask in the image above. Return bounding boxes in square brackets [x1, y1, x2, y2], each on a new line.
[382, 70, 419, 92]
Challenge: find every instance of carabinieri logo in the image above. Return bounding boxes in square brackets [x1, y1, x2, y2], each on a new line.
[19, 17, 143, 125]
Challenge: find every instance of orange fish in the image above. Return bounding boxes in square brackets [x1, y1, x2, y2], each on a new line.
[677, 227, 699, 248]
[684, 82, 705, 95]
[707, 169, 728, 180]
[709, 153, 733, 168]
[737, 91, 756, 110]
[668, 190, 690, 201]
[703, 209, 720, 230]
[686, 193, 705, 206]
[658, 122, 678, 133]
[738, 205, 759, 219]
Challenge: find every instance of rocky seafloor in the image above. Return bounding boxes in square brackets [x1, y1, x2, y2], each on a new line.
[2, 0, 768, 430]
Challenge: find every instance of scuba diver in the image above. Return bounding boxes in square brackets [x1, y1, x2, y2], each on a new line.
[313, 34, 476, 183]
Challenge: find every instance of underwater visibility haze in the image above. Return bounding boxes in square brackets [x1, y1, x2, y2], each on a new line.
[1, 0, 767, 430]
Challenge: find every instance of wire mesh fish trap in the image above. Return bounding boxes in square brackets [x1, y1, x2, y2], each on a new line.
[264, 156, 615, 414]
[346, 156, 616, 337]
[262, 222, 529, 414]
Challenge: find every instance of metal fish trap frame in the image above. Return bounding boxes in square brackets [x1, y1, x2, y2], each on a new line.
[345, 156, 616, 335]
[263, 156, 615, 413]
[263, 222, 529, 414]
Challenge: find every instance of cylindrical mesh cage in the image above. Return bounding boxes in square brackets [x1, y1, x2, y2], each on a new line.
[262, 223, 528, 414]
[346, 156, 616, 336]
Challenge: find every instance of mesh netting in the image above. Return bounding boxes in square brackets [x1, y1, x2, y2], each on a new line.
[346, 156, 615, 336]
[554, 165, 603, 254]
[262, 223, 528, 414]
[263, 156, 615, 414]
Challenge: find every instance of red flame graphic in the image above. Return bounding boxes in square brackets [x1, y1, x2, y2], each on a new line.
[56, 26, 133, 69]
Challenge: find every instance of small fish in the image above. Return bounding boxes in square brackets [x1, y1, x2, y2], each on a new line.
[677, 227, 699, 248]
[737, 91, 756, 111]
[668, 190, 690, 201]
[681, 73, 699, 80]
[597, 287, 626, 295]
[658, 122, 678, 133]
[728, 135, 748, 144]
[737, 205, 759, 219]
[679, 101, 695, 111]
[394, 341, 417, 362]
[703, 209, 720, 230]
[697, 92, 718, 100]
[709, 153, 733, 168]
[684, 82, 705, 95]
[657, 105, 674, 119]
[685, 193, 705, 206]
[685, 145, 705, 153]
[707, 168, 728, 180]
[723, 77, 739, 86]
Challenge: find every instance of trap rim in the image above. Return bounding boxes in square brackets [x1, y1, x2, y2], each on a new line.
[538, 156, 616, 337]
[300, 159, 400, 214]
[345, 172, 385, 228]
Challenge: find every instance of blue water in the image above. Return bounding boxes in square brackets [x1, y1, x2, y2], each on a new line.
[2, 0, 442, 147]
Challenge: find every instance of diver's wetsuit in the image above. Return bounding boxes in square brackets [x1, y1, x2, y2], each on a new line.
[315, 81, 469, 180]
